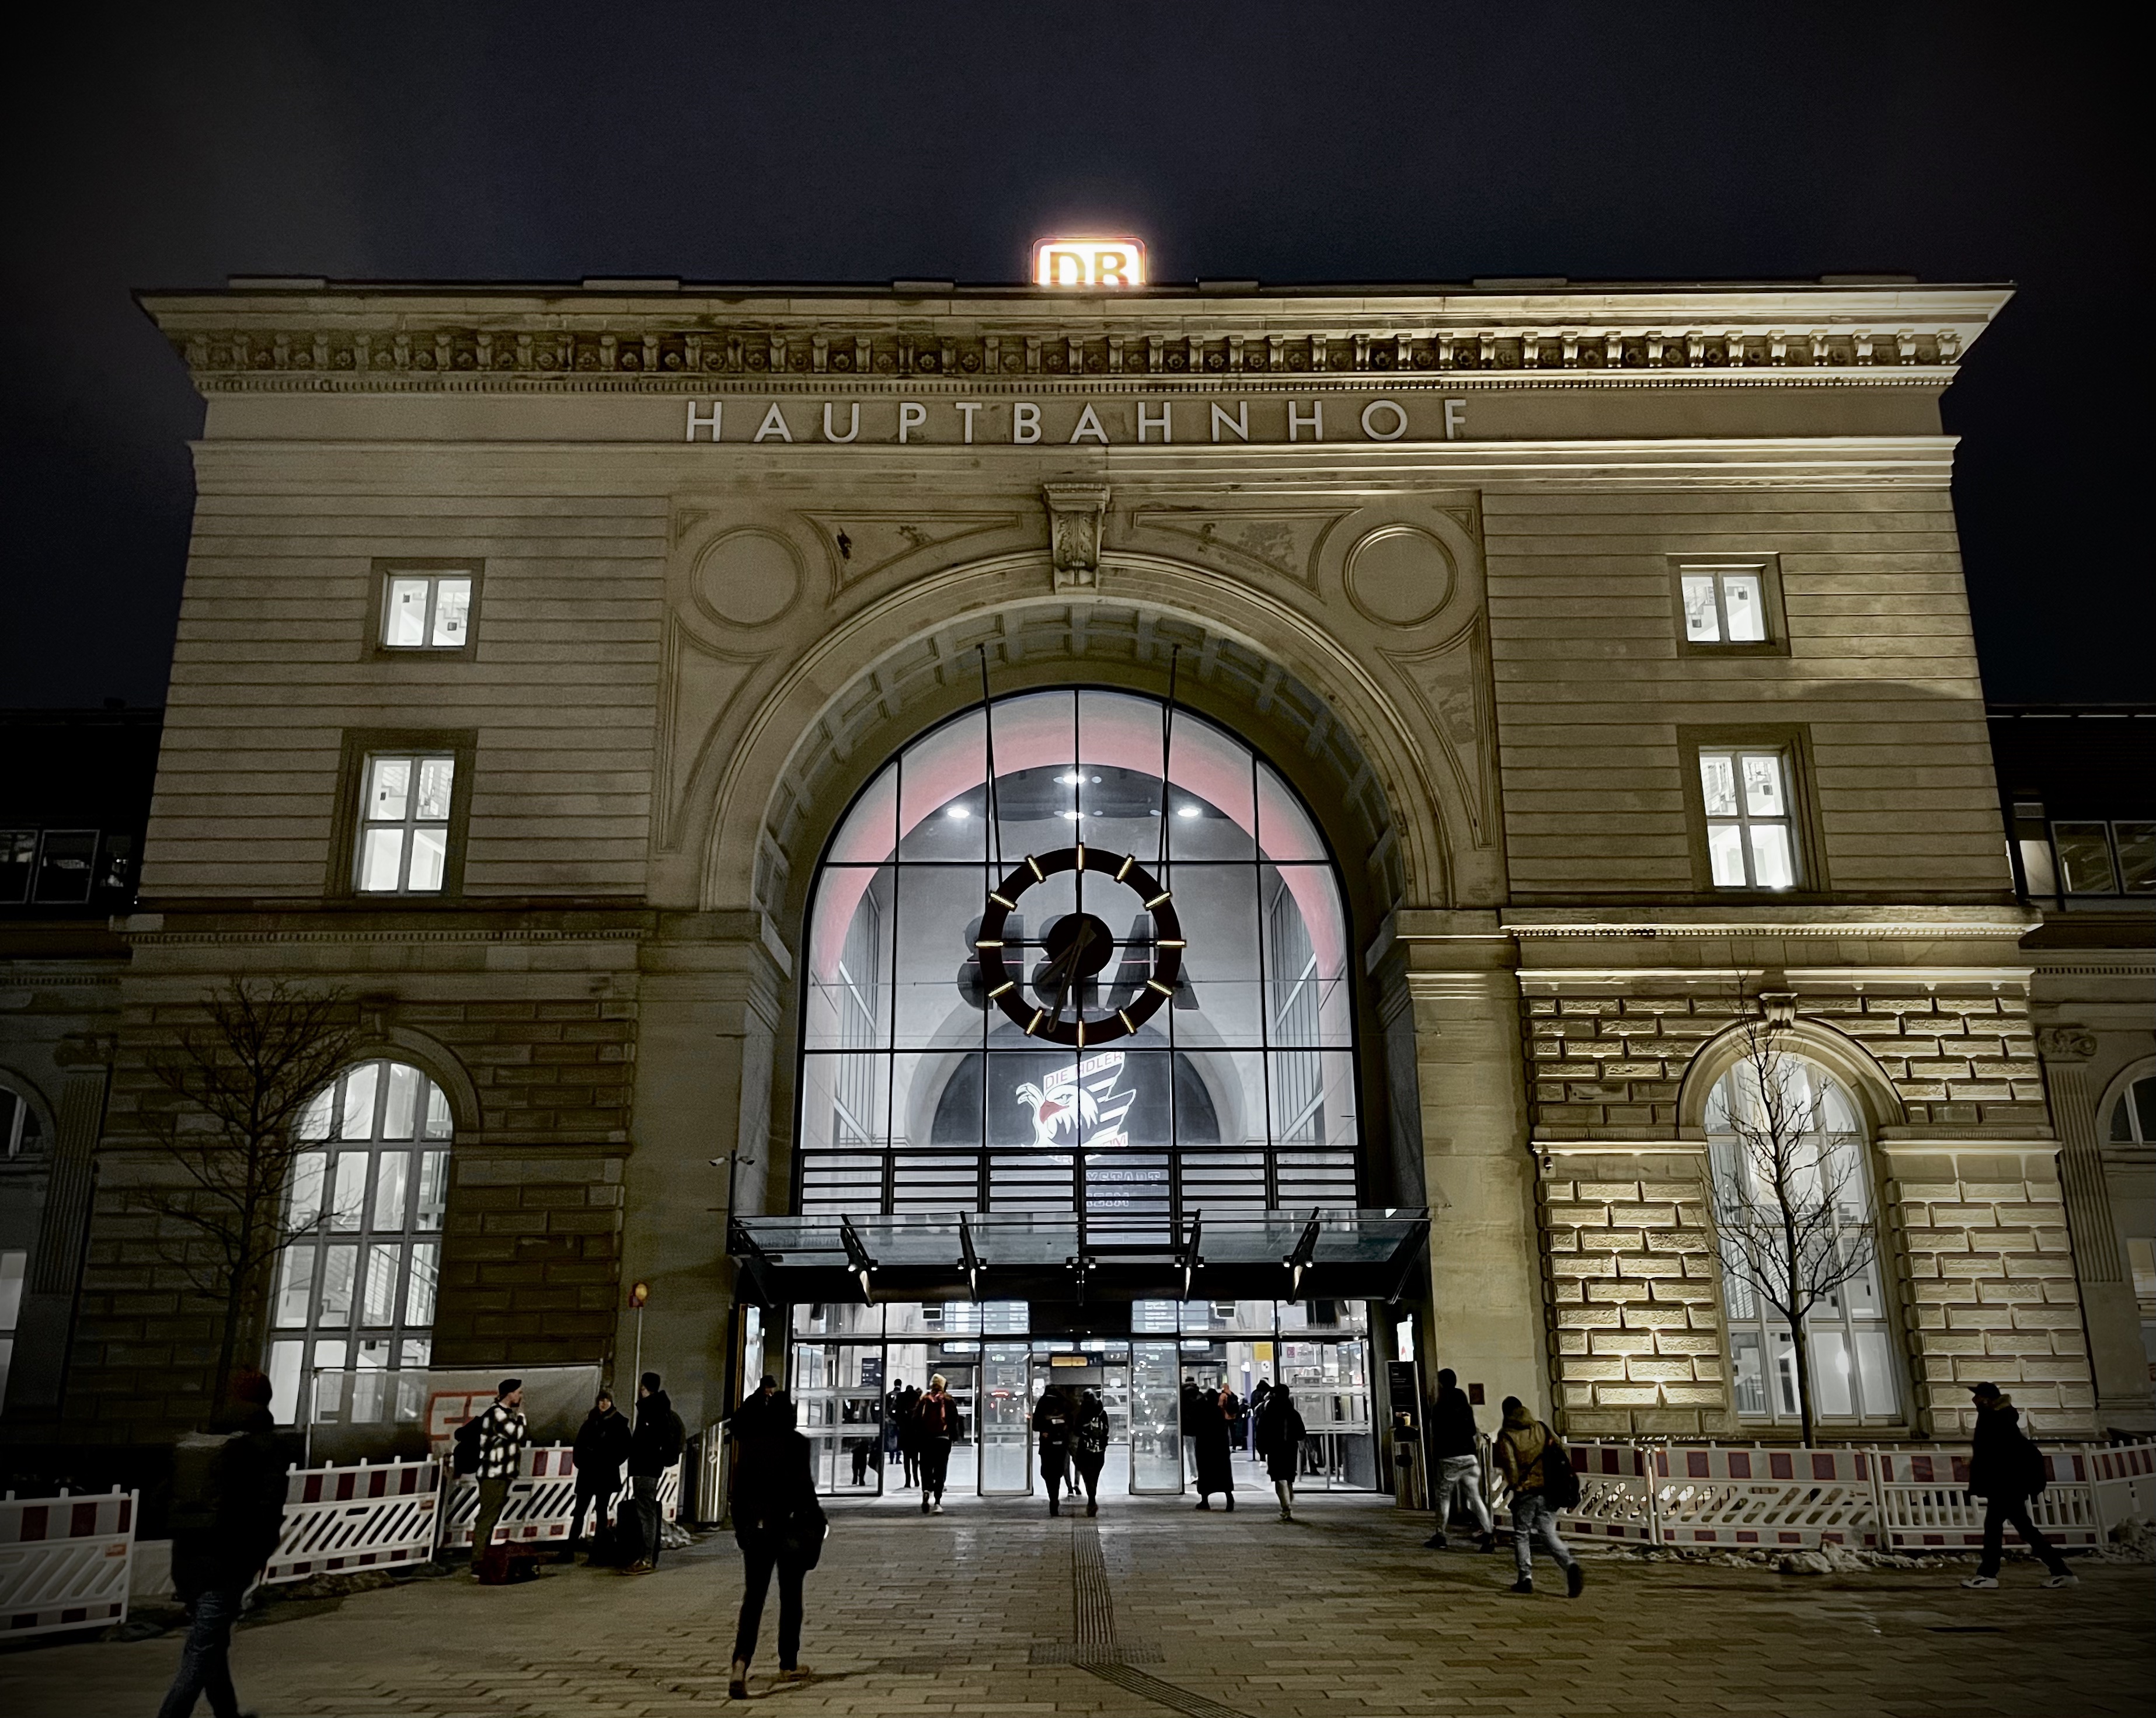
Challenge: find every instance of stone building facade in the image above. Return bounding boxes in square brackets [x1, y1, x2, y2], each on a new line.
[4, 272, 2146, 1467]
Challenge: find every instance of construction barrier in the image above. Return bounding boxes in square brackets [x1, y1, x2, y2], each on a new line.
[263, 1458, 441, 1585]
[439, 1446, 682, 1552]
[0, 1487, 136, 1639]
[1479, 1437, 2156, 1554]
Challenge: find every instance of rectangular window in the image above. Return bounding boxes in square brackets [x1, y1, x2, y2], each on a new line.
[2053, 821, 2117, 895]
[356, 753, 455, 894]
[379, 571, 475, 650]
[1698, 747, 1799, 889]
[32, 830, 98, 904]
[1, 832, 37, 902]
[1672, 557, 1784, 654]
[2117, 823, 2156, 894]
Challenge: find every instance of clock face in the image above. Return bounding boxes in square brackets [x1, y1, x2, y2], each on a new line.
[974, 846, 1184, 1048]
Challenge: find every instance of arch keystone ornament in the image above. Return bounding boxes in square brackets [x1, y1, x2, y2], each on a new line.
[1043, 481, 1110, 591]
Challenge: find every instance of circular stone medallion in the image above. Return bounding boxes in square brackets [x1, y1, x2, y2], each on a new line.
[1343, 524, 1456, 628]
[694, 528, 803, 628]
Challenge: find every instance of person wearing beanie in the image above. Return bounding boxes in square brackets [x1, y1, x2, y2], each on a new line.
[1960, 1382, 2078, 1590]
[622, 1372, 685, 1574]
[468, 1378, 528, 1576]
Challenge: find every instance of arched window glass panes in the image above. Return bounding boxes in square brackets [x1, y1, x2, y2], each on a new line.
[0, 1085, 41, 1159]
[1706, 1055, 1901, 1427]
[264, 1060, 452, 1427]
[799, 688, 1359, 1233]
[2109, 1073, 2156, 1144]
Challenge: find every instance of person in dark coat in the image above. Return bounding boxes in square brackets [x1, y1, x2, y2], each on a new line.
[1424, 1367, 1496, 1553]
[728, 1392, 824, 1700]
[1189, 1379, 1235, 1510]
[1033, 1383, 1075, 1515]
[1960, 1381, 2077, 1588]
[1070, 1389, 1110, 1517]
[895, 1382, 922, 1488]
[563, 1388, 632, 1563]
[1256, 1383, 1308, 1521]
[157, 1369, 289, 1718]
[622, 1371, 684, 1574]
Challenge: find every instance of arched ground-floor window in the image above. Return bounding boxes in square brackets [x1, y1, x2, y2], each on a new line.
[264, 1059, 451, 1427]
[1706, 1052, 1903, 1428]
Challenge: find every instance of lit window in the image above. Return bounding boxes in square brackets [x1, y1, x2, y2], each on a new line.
[1699, 749, 1798, 889]
[0, 1248, 23, 1414]
[381, 573, 473, 649]
[1708, 1056, 1900, 1427]
[1680, 567, 1768, 644]
[355, 754, 455, 894]
[266, 1060, 452, 1427]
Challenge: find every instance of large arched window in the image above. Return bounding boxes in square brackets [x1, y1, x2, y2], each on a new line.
[1706, 1053, 1901, 1427]
[796, 688, 1359, 1233]
[264, 1059, 452, 1427]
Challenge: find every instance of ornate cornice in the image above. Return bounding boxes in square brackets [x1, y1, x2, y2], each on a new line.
[137, 284, 2008, 393]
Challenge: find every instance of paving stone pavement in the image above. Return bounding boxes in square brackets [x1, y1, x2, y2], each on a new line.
[2, 1491, 2147, 1717]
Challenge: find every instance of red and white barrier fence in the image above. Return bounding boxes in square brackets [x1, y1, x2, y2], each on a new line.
[0, 1487, 136, 1639]
[436, 1446, 682, 1553]
[1478, 1437, 2156, 1553]
[263, 1458, 441, 1585]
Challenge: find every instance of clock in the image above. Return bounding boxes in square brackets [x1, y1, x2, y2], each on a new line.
[974, 846, 1184, 1048]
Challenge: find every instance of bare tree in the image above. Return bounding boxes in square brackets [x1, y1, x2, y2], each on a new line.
[1708, 1006, 1878, 1445]
[133, 980, 357, 1411]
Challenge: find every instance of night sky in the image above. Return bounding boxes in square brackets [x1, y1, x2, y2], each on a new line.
[2, 4, 2143, 709]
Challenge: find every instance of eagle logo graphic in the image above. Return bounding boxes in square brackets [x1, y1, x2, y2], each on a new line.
[1014, 1051, 1137, 1152]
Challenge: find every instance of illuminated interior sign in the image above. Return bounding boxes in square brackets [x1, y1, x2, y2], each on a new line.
[1033, 238, 1146, 290]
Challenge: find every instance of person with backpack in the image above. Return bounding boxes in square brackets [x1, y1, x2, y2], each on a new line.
[727, 1389, 824, 1700]
[1032, 1382, 1075, 1516]
[1960, 1380, 2078, 1590]
[1256, 1383, 1308, 1521]
[464, 1378, 528, 1576]
[1070, 1388, 1110, 1517]
[156, 1369, 289, 1718]
[563, 1387, 632, 1564]
[915, 1374, 962, 1514]
[1424, 1368, 1496, 1553]
[1493, 1395, 1584, 1598]
[622, 1371, 685, 1574]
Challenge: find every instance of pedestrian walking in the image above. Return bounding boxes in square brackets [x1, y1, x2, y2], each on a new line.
[621, 1371, 684, 1574]
[1071, 1388, 1110, 1516]
[727, 1391, 826, 1700]
[1256, 1383, 1308, 1520]
[1033, 1382, 1075, 1515]
[156, 1369, 288, 1718]
[1190, 1378, 1235, 1510]
[563, 1387, 631, 1564]
[466, 1378, 528, 1575]
[1494, 1396, 1583, 1597]
[916, 1373, 962, 1514]
[1424, 1368, 1496, 1553]
[1960, 1381, 2078, 1590]
[883, 1379, 908, 1481]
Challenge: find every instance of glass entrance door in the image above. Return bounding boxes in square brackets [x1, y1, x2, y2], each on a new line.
[793, 1340, 885, 1495]
[1280, 1337, 1375, 1490]
[1130, 1338, 1184, 1493]
[977, 1341, 1032, 1495]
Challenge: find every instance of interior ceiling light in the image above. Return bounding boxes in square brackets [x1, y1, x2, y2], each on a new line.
[1061, 809, 1082, 820]
[1057, 771, 1083, 785]
[946, 805, 970, 819]
[1176, 804, 1201, 818]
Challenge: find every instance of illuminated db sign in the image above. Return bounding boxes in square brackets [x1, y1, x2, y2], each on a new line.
[1033, 238, 1146, 289]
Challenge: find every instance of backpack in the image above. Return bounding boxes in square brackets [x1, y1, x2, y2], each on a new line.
[1539, 1427, 1582, 1512]
[2020, 1427, 2050, 1497]
[452, 1411, 485, 1476]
